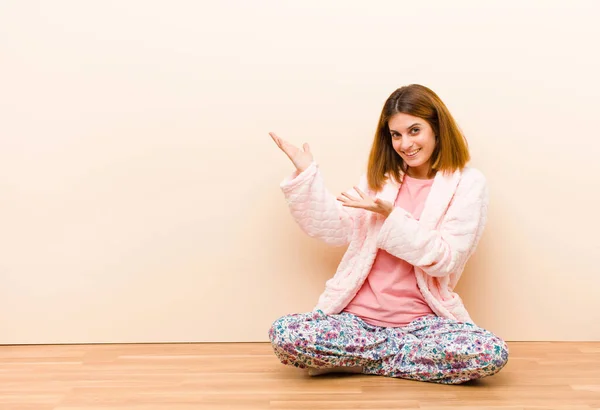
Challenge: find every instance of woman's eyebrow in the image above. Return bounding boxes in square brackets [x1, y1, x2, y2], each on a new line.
[390, 123, 421, 133]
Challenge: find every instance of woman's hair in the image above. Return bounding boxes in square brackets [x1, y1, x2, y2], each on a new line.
[366, 84, 470, 191]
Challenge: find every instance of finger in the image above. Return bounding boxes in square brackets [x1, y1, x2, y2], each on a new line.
[341, 192, 360, 201]
[340, 202, 364, 209]
[280, 137, 296, 151]
[269, 132, 283, 149]
[354, 186, 367, 199]
[273, 136, 295, 158]
[343, 203, 377, 213]
[303, 143, 311, 153]
[338, 195, 361, 205]
[270, 132, 292, 151]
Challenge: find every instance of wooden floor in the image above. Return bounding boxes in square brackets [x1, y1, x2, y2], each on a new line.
[0, 342, 599, 410]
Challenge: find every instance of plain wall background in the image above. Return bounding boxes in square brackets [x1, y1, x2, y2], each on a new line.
[1, 0, 599, 344]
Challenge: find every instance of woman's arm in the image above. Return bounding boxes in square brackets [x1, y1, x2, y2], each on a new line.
[376, 170, 489, 277]
[281, 161, 367, 247]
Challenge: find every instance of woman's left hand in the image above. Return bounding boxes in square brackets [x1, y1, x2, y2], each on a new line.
[337, 187, 394, 217]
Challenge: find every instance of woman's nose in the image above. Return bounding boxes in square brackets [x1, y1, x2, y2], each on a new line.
[401, 139, 414, 151]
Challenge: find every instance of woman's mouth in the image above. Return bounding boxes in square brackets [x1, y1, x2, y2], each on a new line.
[403, 148, 421, 158]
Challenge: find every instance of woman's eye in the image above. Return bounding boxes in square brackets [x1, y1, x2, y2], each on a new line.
[411, 128, 420, 134]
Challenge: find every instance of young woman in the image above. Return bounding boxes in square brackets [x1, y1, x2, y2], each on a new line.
[268, 84, 508, 384]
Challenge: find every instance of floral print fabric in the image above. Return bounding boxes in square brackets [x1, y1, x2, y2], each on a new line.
[269, 310, 509, 384]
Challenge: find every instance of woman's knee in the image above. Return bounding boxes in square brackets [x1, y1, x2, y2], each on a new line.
[268, 313, 315, 368]
[268, 313, 307, 347]
[490, 338, 509, 371]
[269, 315, 289, 346]
[473, 335, 509, 378]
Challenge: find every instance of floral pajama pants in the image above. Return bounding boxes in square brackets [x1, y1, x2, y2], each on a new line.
[269, 310, 509, 384]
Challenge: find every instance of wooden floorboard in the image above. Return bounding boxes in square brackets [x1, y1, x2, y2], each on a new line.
[0, 342, 599, 409]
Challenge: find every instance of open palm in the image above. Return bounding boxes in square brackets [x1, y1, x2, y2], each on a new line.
[269, 132, 313, 173]
[337, 187, 394, 217]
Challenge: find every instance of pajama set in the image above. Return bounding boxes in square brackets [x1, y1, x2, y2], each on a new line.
[269, 162, 509, 384]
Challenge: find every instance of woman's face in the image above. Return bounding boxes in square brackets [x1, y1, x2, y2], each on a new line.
[388, 112, 437, 179]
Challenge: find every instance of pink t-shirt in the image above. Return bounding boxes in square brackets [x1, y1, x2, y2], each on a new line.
[343, 174, 436, 327]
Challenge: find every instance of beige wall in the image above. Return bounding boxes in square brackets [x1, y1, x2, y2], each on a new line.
[1, 0, 599, 344]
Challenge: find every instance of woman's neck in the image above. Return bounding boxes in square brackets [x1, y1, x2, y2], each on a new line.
[406, 167, 435, 180]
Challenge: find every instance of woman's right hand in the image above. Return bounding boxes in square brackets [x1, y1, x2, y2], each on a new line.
[269, 132, 314, 173]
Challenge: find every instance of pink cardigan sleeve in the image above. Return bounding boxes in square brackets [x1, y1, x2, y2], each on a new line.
[376, 170, 489, 277]
[280, 161, 367, 247]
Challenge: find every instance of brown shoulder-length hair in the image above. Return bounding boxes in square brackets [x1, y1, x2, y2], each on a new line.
[367, 84, 470, 191]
